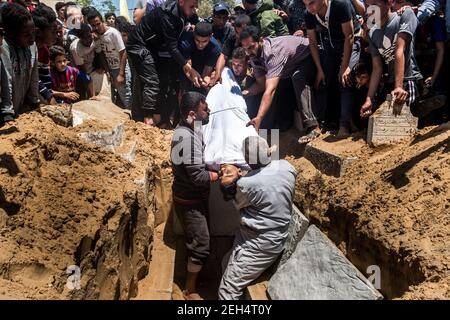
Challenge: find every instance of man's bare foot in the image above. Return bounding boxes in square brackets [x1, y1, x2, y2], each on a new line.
[336, 126, 350, 139]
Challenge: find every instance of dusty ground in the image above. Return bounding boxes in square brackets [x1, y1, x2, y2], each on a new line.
[288, 124, 450, 299]
[0, 109, 172, 300]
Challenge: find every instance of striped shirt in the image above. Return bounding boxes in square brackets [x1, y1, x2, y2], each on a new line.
[50, 66, 90, 103]
[250, 36, 310, 80]
[38, 46, 53, 101]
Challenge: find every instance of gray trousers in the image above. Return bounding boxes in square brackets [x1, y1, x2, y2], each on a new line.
[218, 226, 286, 300]
[110, 67, 131, 109]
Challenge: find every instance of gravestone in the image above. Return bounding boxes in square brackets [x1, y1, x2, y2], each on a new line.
[303, 136, 362, 177]
[268, 225, 383, 300]
[367, 95, 418, 147]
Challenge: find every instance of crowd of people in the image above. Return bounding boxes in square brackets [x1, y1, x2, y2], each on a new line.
[0, 0, 449, 300]
[1, 0, 448, 137]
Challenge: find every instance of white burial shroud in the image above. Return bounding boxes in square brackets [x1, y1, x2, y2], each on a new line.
[203, 67, 258, 169]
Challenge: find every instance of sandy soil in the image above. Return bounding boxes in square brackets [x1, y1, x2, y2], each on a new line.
[289, 123, 450, 299]
[1, 104, 448, 300]
[0, 110, 172, 299]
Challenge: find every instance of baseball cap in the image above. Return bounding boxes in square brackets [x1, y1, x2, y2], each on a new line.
[243, 0, 258, 4]
[213, 2, 230, 14]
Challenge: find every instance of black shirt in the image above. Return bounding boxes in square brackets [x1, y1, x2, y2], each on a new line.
[127, 0, 186, 67]
[221, 33, 238, 58]
[305, 0, 357, 42]
[213, 23, 235, 48]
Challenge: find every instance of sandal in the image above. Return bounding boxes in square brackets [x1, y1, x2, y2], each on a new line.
[298, 130, 320, 144]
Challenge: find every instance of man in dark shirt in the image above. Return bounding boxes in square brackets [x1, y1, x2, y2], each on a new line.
[179, 22, 221, 93]
[304, 0, 360, 138]
[126, 0, 201, 125]
[171, 91, 218, 300]
[211, 2, 235, 48]
[211, 14, 251, 86]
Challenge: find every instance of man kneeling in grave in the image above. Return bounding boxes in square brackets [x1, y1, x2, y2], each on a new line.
[217, 136, 297, 300]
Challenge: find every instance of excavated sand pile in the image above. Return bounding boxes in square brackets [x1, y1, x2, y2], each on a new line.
[289, 123, 450, 299]
[0, 102, 172, 299]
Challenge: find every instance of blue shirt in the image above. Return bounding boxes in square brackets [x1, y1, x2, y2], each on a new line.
[179, 31, 221, 73]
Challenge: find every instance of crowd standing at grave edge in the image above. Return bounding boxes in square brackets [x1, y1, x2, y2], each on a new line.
[0, 0, 448, 138]
[0, 0, 449, 300]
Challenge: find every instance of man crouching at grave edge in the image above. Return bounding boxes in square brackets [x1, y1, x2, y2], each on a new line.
[170, 91, 219, 300]
[217, 136, 297, 300]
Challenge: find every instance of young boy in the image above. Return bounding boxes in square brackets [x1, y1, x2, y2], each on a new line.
[87, 9, 129, 108]
[360, 0, 445, 119]
[0, 3, 39, 125]
[70, 23, 103, 96]
[49, 45, 96, 103]
[229, 47, 262, 118]
[104, 12, 116, 28]
[32, 3, 58, 105]
[353, 60, 372, 90]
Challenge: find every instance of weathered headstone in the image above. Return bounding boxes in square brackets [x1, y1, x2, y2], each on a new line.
[367, 96, 418, 147]
[268, 225, 383, 300]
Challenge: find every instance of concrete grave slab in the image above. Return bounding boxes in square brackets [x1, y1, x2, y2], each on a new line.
[304, 135, 362, 177]
[268, 225, 383, 300]
[71, 98, 130, 128]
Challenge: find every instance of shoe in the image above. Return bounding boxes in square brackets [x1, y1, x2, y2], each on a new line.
[298, 129, 320, 144]
[410, 94, 446, 118]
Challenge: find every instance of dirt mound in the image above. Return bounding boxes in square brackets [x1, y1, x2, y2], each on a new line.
[0, 110, 171, 299]
[291, 123, 450, 299]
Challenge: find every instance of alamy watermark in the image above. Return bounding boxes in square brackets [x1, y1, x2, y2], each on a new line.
[366, 265, 381, 290]
[66, 265, 81, 290]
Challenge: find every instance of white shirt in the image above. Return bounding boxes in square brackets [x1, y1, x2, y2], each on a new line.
[95, 27, 125, 70]
[70, 38, 96, 73]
